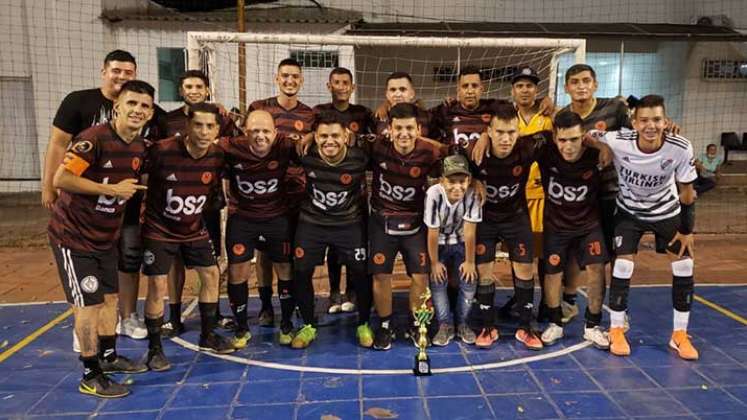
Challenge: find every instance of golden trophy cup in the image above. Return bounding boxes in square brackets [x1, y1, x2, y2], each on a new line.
[413, 288, 434, 376]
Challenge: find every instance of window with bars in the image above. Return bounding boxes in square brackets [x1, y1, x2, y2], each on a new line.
[702, 59, 747, 80]
[290, 50, 339, 69]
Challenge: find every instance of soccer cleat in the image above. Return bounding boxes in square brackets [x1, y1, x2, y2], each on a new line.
[540, 323, 564, 346]
[373, 327, 394, 351]
[584, 326, 610, 350]
[327, 291, 343, 314]
[669, 330, 699, 361]
[258, 309, 275, 327]
[73, 330, 81, 353]
[146, 347, 171, 372]
[161, 321, 186, 338]
[516, 328, 544, 351]
[431, 323, 455, 347]
[457, 324, 476, 345]
[217, 314, 236, 331]
[341, 291, 356, 313]
[291, 324, 317, 349]
[199, 333, 236, 354]
[561, 301, 579, 324]
[278, 325, 294, 346]
[609, 327, 631, 356]
[116, 314, 147, 340]
[79, 373, 130, 398]
[100, 355, 148, 374]
[356, 323, 374, 348]
[231, 330, 252, 349]
[475, 328, 499, 348]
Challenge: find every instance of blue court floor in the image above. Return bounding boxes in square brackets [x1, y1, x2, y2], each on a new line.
[1, 285, 746, 419]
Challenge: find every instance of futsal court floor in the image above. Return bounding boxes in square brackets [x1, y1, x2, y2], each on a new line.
[1, 285, 746, 420]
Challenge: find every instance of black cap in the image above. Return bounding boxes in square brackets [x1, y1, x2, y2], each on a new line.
[511, 66, 540, 85]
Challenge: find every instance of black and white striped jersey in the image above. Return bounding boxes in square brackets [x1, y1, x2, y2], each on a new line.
[423, 184, 482, 245]
[600, 129, 696, 222]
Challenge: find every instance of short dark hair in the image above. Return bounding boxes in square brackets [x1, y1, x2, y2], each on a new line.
[459, 65, 481, 79]
[564, 64, 596, 84]
[314, 111, 345, 130]
[490, 100, 518, 123]
[388, 103, 419, 121]
[104, 50, 136, 67]
[119, 80, 154, 100]
[706, 143, 717, 149]
[178, 70, 209, 88]
[278, 58, 302, 71]
[553, 110, 584, 131]
[187, 102, 220, 123]
[329, 67, 353, 81]
[632, 94, 666, 117]
[386, 71, 413, 85]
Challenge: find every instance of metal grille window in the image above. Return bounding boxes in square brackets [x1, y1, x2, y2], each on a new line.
[290, 50, 339, 68]
[703, 60, 747, 80]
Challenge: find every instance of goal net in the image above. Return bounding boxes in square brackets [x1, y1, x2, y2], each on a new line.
[186, 32, 585, 117]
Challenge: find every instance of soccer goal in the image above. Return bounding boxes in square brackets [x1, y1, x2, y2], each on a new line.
[186, 32, 586, 113]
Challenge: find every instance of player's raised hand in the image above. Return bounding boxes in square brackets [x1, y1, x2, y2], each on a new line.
[374, 101, 390, 121]
[538, 96, 556, 117]
[42, 185, 58, 209]
[110, 178, 147, 200]
[597, 143, 613, 168]
[669, 232, 695, 259]
[665, 119, 681, 135]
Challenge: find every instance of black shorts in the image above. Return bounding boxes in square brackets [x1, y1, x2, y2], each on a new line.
[50, 240, 118, 307]
[476, 212, 534, 264]
[142, 237, 217, 276]
[203, 210, 222, 257]
[225, 214, 292, 264]
[294, 221, 367, 273]
[599, 198, 617, 259]
[613, 209, 682, 256]
[543, 227, 609, 274]
[368, 216, 428, 275]
[117, 222, 143, 273]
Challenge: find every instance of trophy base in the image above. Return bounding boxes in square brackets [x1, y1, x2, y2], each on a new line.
[413, 355, 432, 376]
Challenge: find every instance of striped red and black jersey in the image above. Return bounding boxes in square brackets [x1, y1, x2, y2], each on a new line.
[374, 106, 434, 139]
[537, 145, 602, 232]
[48, 123, 146, 252]
[312, 103, 376, 147]
[475, 131, 551, 222]
[370, 138, 445, 218]
[249, 97, 314, 198]
[218, 134, 295, 221]
[164, 106, 240, 139]
[429, 99, 496, 156]
[299, 145, 369, 226]
[141, 137, 224, 242]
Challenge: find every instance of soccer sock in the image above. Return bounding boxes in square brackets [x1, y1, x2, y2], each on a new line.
[278, 279, 295, 330]
[350, 266, 372, 324]
[228, 282, 249, 332]
[610, 310, 626, 329]
[294, 268, 316, 326]
[199, 302, 218, 337]
[380, 316, 391, 330]
[98, 335, 117, 362]
[548, 306, 562, 326]
[673, 309, 690, 332]
[476, 284, 496, 329]
[168, 303, 181, 326]
[562, 292, 577, 306]
[145, 316, 163, 349]
[514, 278, 534, 330]
[610, 259, 634, 315]
[258, 286, 273, 311]
[327, 251, 342, 294]
[585, 307, 602, 328]
[81, 355, 102, 380]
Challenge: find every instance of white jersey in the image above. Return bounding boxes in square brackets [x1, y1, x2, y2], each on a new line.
[423, 184, 482, 245]
[600, 129, 697, 222]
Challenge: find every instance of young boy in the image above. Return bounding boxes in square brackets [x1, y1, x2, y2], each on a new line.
[424, 155, 482, 346]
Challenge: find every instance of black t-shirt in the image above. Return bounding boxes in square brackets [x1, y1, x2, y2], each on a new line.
[53, 88, 167, 141]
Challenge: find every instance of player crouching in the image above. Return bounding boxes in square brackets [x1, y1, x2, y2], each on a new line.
[142, 103, 235, 372]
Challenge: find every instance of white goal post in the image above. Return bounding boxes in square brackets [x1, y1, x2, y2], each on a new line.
[186, 32, 586, 109]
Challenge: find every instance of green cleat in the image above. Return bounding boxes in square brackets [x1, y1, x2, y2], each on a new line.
[290, 324, 317, 349]
[231, 330, 252, 349]
[278, 326, 294, 346]
[357, 323, 374, 348]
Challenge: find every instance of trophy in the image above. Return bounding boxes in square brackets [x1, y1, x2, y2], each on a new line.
[413, 288, 434, 376]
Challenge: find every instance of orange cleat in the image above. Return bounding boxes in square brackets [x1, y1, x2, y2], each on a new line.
[669, 330, 699, 361]
[515, 328, 543, 351]
[609, 327, 631, 356]
[475, 328, 499, 348]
